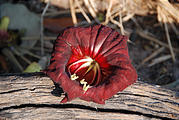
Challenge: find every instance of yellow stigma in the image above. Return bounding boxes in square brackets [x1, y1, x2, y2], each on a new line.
[80, 79, 90, 92]
[70, 73, 79, 80]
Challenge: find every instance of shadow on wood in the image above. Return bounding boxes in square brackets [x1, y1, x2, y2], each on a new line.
[0, 72, 178, 120]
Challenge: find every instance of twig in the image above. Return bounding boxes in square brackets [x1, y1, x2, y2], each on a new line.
[76, 0, 91, 23]
[84, 0, 96, 18]
[25, 50, 41, 59]
[22, 36, 56, 41]
[131, 17, 142, 30]
[110, 18, 133, 44]
[70, 0, 77, 25]
[170, 23, 179, 35]
[148, 54, 171, 67]
[12, 47, 32, 65]
[158, 0, 179, 23]
[120, 0, 125, 35]
[31, 47, 52, 53]
[141, 47, 165, 65]
[136, 30, 179, 53]
[164, 79, 179, 90]
[41, 1, 50, 56]
[110, 18, 122, 29]
[2, 48, 23, 72]
[76, 20, 95, 27]
[123, 13, 134, 22]
[104, 0, 113, 25]
[119, 10, 124, 35]
[43, 10, 71, 17]
[110, 17, 129, 36]
[84, 0, 100, 23]
[164, 22, 176, 62]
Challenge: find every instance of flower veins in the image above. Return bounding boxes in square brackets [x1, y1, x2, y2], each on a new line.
[45, 25, 137, 104]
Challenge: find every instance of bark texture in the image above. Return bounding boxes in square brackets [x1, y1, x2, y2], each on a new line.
[0, 73, 178, 120]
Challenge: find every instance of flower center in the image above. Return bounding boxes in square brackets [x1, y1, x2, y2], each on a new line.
[67, 56, 101, 92]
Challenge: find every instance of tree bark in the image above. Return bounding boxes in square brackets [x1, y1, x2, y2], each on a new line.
[0, 73, 178, 120]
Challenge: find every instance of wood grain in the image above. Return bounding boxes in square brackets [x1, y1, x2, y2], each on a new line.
[0, 73, 178, 120]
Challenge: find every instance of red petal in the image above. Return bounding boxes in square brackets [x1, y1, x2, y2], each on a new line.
[80, 63, 137, 104]
[59, 72, 84, 101]
[104, 63, 137, 99]
[45, 24, 137, 104]
[46, 35, 84, 101]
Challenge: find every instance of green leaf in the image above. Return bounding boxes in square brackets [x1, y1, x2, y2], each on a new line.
[0, 16, 10, 31]
[23, 62, 42, 73]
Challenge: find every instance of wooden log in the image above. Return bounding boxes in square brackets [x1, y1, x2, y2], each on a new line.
[0, 73, 178, 120]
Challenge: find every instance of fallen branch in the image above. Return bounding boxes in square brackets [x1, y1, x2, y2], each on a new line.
[0, 73, 178, 119]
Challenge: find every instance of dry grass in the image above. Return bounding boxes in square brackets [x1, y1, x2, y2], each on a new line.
[68, 0, 179, 65]
[69, 0, 179, 24]
[43, 0, 179, 66]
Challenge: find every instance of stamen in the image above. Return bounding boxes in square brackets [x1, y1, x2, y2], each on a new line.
[68, 56, 101, 90]
[70, 73, 79, 80]
[84, 85, 90, 92]
[80, 79, 90, 92]
[85, 61, 95, 75]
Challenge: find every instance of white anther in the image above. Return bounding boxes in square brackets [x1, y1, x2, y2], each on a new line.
[80, 79, 90, 92]
[70, 74, 79, 80]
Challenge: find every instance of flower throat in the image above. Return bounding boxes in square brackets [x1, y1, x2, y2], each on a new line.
[67, 56, 102, 92]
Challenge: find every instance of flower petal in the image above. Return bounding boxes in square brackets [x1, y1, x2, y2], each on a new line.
[59, 72, 84, 102]
[46, 39, 70, 82]
[46, 25, 137, 104]
[46, 33, 84, 102]
[80, 62, 137, 104]
[104, 63, 137, 100]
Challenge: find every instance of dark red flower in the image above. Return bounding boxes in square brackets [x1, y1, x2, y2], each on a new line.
[45, 25, 137, 104]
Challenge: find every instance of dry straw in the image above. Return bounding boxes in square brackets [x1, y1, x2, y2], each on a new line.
[69, 0, 179, 24]
[69, 0, 178, 64]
